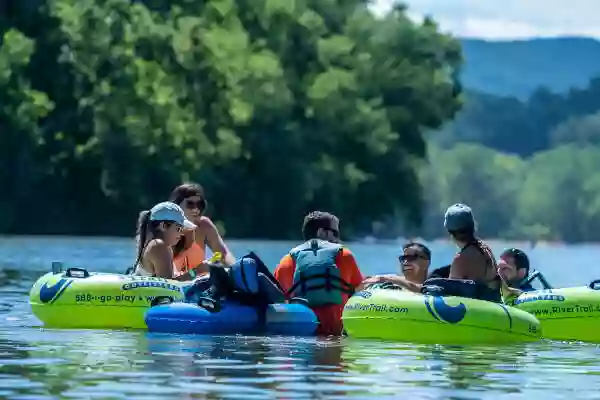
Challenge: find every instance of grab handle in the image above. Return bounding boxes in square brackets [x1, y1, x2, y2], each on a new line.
[150, 296, 174, 307]
[526, 270, 553, 290]
[64, 267, 90, 278]
[378, 282, 404, 291]
[589, 279, 600, 290]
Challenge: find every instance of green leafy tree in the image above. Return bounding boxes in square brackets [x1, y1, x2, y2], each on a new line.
[513, 146, 600, 242]
[420, 144, 524, 238]
[0, 0, 462, 239]
[550, 112, 600, 147]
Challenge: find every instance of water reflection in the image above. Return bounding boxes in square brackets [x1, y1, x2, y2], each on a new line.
[0, 329, 353, 399]
[2, 322, 600, 398]
[340, 340, 535, 396]
[141, 334, 350, 398]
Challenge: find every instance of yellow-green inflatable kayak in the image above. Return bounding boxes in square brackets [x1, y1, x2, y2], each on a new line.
[29, 268, 185, 329]
[512, 280, 600, 342]
[342, 288, 541, 344]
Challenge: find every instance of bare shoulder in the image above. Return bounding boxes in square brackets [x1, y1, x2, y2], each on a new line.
[456, 246, 486, 267]
[145, 239, 172, 256]
[450, 248, 478, 278]
[461, 245, 481, 258]
[197, 216, 218, 231]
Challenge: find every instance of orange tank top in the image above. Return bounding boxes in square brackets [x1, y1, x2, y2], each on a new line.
[173, 242, 206, 275]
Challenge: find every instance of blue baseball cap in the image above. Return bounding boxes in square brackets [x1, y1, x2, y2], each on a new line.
[150, 202, 196, 229]
[444, 203, 475, 231]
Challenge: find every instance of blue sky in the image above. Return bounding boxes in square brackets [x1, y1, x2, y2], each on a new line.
[373, 0, 600, 39]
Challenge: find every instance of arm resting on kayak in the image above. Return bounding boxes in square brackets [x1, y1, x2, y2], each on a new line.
[362, 275, 422, 293]
[500, 279, 523, 305]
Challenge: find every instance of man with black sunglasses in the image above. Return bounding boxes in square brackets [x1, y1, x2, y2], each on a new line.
[274, 211, 364, 335]
[362, 242, 433, 292]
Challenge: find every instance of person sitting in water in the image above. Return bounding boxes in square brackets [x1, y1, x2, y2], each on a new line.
[429, 203, 501, 302]
[169, 183, 236, 278]
[274, 211, 364, 336]
[497, 248, 552, 303]
[498, 248, 535, 292]
[362, 242, 432, 292]
[132, 202, 206, 280]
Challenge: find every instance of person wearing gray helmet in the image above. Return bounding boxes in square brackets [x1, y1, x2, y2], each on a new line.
[442, 203, 501, 302]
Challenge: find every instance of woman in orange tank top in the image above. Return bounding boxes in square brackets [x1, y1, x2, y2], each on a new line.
[169, 183, 236, 277]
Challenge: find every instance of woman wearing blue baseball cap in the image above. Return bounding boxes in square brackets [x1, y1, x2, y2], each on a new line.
[443, 203, 501, 301]
[131, 201, 207, 280]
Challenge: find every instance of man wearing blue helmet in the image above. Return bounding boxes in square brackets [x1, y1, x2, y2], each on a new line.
[442, 203, 501, 302]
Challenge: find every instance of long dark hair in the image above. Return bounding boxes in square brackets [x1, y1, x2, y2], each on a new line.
[450, 227, 498, 281]
[133, 210, 163, 270]
[448, 226, 476, 244]
[169, 183, 206, 257]
[169, 183, 207, 211]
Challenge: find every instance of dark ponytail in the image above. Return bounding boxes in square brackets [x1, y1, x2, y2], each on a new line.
[448, 227, 476, 244]
[452, 229, 498, 280]
[133, 210, 151, 270]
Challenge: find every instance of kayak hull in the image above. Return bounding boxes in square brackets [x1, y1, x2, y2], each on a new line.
[342, 288, 541, 344]
[145, 302, 319, 336]
[29, 271, 186, 329]
[513, 286, 600, 342]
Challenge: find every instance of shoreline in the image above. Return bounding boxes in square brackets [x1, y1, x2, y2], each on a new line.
[0, 233, 582, 247]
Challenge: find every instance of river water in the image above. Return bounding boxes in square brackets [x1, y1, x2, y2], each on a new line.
[1, 236, 600, 399]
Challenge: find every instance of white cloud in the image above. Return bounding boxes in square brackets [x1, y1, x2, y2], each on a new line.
[372, 0, 600, 39]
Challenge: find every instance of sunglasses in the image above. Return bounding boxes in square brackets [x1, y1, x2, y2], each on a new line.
[184, 199, 206, 211]
[161, 222, 184, 233]
[399, 254, 427, 263]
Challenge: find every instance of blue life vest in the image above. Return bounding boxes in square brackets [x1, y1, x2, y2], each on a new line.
[287, 239, 354, 307]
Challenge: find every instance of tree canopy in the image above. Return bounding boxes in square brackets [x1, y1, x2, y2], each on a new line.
[0, 0, 462, 239]
[5, 1, 600, 243]
[414, 75, 600, 243]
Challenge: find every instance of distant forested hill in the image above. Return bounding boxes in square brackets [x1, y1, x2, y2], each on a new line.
[460, 37, 600, 98]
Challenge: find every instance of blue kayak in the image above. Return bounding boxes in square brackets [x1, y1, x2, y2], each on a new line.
[145, 301, 318, 336]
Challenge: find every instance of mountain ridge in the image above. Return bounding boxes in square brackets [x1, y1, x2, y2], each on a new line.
[458, 36, 600, 98]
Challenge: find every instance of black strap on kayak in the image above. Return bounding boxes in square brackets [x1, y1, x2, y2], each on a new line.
[525, 270, 553, 290]
[286, 274, 354, 297]
[64, 267, 90, 278]
[150, 296, 174, 307]
[369, 282, 404, 291]
[589, 279, 600, 290]
[197, 295, 222, 313]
